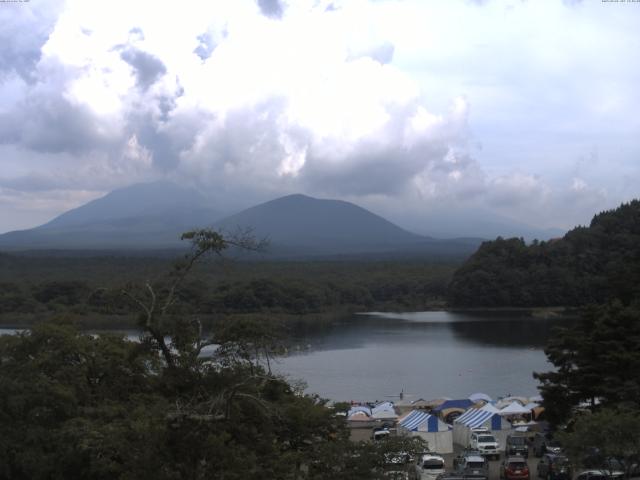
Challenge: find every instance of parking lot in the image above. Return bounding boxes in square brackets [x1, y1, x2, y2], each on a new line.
[438, 446, 541, 480]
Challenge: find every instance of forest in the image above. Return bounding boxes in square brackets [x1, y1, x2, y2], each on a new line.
[448, 200, 640, 307]
[0, 253, 455, 329]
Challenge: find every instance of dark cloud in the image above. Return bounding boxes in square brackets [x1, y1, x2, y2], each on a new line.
[119, 47, 167, 90]
[257, 0, 284, 19]
[0, 3, 62, 82]
[0, 94, 110, 154]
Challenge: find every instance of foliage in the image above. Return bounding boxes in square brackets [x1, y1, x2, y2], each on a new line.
[0, 255, 455, 327]
[448, 200, 640, 307]
[0, 229, 425, 479]
[557, 408, 640, 475]
[534, 302, 640, 426]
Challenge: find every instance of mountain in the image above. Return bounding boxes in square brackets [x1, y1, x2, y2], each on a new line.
[448, 199, 640, 307]
[0, 181, 222, 250]
[214, 194, 482, 258]
[409, 209, 565, 242]
[0, 185, 482, 258]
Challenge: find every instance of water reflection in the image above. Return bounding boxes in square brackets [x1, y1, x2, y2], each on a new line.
[276, 311, 573, 401]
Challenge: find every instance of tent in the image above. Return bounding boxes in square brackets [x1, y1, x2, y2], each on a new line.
[469, 392, 492, 403]
[440, 407, 467, 424]
[496, 396, 528, 408]
[347, 411, 371, 422]
[499, 402, 532, 416]
[397, 410, 453, 453]
[371, 402, 398, 420]
[452, 407, 512, 448]
[348, 405, 372, 417]
[432, 399, 474, 413]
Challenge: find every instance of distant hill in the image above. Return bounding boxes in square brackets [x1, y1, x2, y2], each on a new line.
[0, 181, 222, 250]
[448, 200, 640, 307]
[0, 184, 481, 259]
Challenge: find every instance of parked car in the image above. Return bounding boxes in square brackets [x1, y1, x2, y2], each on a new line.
[500, 456, 531, 480]
[575, 472, 609, 480]
[532, 433, 562, 457]
[415, 453, 446, 480]
[373, 428, 391, 441]
[536, 453, 572, 480]
[455, 453, 489, 480]
[470, 430, 500, 460]
[506, 434, 529, 458]
[575, 470, 627, 480]
[453, 449, 483, 470]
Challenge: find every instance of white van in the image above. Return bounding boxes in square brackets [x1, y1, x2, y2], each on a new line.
[415, 453, 446, 480]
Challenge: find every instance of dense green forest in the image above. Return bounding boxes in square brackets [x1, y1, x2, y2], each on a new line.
[448, 200, 640, 307]
[0, 252, 455, 328]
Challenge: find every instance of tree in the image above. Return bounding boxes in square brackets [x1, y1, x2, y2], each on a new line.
[121, 228, 266, 369]
[534, 302, 640, 426]
[557, 408, 640, 477]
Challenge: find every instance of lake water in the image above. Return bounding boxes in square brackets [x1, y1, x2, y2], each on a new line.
[275, 311, 571, 402]
[0, 310, 571, 403]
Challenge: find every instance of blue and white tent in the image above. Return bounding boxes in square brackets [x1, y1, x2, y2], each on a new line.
[397, 410, 453, 453]
[452, 405, 512, 448]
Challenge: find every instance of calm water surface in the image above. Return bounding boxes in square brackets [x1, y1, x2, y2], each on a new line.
[0, 311, 571, 403]
[275, 311, 572, 402]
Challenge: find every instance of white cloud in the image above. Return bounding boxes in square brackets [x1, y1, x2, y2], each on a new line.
[0, 0, 638, 234]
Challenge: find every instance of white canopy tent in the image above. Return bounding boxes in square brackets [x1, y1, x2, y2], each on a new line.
[469, 392, 492, 403]
[499, 402, 532, 416]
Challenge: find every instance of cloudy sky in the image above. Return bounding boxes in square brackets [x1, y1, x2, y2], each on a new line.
[1, 0, 639, 236]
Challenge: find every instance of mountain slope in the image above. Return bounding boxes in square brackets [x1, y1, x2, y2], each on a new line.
[40, 181, 211, 229]
[214, 194, 482, 258]
[0, 181, 222, 250]
[217, 194, 422, 246]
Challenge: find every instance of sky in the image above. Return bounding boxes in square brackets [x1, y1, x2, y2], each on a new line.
[1, 0, 639, 236]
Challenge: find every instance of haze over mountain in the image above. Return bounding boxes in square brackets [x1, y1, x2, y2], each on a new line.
[0, 181, 562, 257]
[0, 182, 222, 250]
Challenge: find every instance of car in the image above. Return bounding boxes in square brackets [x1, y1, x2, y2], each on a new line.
[455, 453, 489, 480]
[415, 453, 446, 480]
[575, 470, 624, 480]
[500, 456, 531, 480]
[469, 431, 500, 460]
[373, 428, 392, 441]
[532, 433, 562, 457]
[536, 453, 572, 480]
[453, 449, 483, 470]
[506, 434, 529, 458]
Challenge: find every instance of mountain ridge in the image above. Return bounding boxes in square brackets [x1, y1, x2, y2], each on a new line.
[0, 182, 483, 259]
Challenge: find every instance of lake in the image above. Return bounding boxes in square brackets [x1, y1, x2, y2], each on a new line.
[0, 310, 570, 403]
[275, 310, 571, 402]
